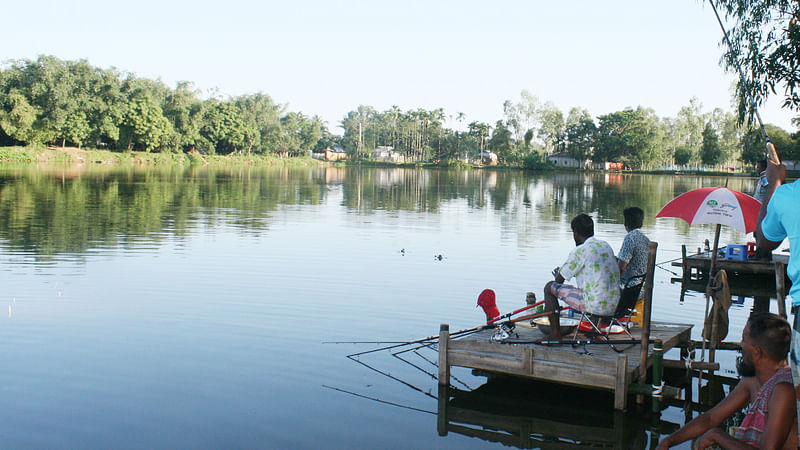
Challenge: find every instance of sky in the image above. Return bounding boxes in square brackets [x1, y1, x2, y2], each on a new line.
[3, 0, 797, 135]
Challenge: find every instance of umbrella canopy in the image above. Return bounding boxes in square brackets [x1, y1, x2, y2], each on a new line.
[655, 187, 761, 233]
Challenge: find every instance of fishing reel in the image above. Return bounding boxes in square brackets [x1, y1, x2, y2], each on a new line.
[490, 321, 517, 342]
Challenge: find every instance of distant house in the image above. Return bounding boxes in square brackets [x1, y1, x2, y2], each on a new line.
[592, 161, 625, 170]
[312, 145, 347, 161]
[547, 151, 590, 169]
[371, 146, 405, 163]
[479, 151, 498, 166]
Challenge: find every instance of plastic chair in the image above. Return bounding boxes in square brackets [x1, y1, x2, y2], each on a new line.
[572, 276, 644, 340]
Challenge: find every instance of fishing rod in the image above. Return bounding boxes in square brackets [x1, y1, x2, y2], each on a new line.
[324, 341, 415, 345]
[708, 0, 780, 165]
[348, 297, 551, 358]
[346, 326, 481, 358]
[487, 300, 545, 324]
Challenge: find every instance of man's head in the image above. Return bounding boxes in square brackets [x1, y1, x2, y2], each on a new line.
[738, 312, 791, 377]
[757, 159, 767, 173]
[570, 214, 594, 245]
[623, 207, 644, 231]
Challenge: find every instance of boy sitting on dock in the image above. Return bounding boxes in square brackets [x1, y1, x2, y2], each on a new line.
[656, 313, 797, 449]
[618, 206, 650, 295]
[542, 214, 620, 339]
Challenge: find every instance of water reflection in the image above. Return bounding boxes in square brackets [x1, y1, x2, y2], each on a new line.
[0, 165, 755, 259]
[438, 379, 661, 448]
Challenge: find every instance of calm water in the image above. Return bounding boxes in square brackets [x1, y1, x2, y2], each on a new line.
[0, 165, 766, 448]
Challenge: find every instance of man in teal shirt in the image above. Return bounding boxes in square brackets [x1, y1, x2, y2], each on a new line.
[756, 150, 800, 437]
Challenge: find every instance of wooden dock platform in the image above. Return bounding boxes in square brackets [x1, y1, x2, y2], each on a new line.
[437, 321, 692, 411]
[672, 246, 789, 316]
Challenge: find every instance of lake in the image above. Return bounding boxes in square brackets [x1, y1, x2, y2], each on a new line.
[0, 164, 764, 448]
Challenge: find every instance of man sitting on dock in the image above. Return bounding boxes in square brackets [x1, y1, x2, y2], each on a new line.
[656, 313, 797, 449]
[542, 214, 620, 339]
[617, 206, 650, 295]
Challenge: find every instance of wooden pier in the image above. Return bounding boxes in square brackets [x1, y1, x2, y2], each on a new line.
[437, 320, 692, 411]
[672, 245, 789, 317]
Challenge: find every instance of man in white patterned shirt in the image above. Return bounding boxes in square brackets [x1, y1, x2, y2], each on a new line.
[542, 214, 621, 339]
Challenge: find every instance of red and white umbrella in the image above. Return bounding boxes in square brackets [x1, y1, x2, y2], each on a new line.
[657, 187, 761, 357]
[656, 187, 761, 233]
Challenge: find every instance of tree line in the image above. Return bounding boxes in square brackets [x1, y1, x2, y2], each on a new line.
[0, 56, 327, 156]
[1, 55, 798, 169]
[340, 93, 799, 169]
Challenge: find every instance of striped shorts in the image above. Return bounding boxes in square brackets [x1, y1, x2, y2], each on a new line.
[550, 282, 586, 312]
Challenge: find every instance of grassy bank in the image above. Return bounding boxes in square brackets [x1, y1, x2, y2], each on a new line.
[0, 146, 324, 167]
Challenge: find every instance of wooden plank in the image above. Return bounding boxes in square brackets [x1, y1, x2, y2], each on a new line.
[531, 361, 616, 389]
[529, 344, 617, 370]
[448, 350, 523, 374]
[449, 339, 527, 357]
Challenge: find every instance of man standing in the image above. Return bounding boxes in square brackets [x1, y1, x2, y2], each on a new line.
[753, 159, 769, 204]
[542, 214, 620, 339]
[656, 313, 797, 449]
[756, 152, 800, 433]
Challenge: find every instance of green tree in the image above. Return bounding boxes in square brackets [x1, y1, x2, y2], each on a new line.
[537, 102, 565, 152]
[120, 96, 173, 152]
[563, 107, 596, 160]
[701, 122, 722, 167]
[674, 145, 693, 167]
[200, 100, 246, 155]
[488, 120, 513, 161]
[741, 123, 796, 164]
[712, 0, 800, 114]
[0, 92, 43, 144]
[595, 107, 661, 168]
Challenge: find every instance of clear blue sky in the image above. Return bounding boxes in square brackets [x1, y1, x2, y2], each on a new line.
[4, 0, 797, 134]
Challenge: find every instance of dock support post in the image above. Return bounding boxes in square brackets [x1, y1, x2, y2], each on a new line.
[438, 324, 450, 385]
[638, 242, 658, 405]
[615, 353, 628, 411]
[652, 340, 664, 413]
[775, 261, 787, 318]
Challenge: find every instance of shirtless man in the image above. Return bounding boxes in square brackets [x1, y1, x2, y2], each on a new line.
[656, 313, 797, 449]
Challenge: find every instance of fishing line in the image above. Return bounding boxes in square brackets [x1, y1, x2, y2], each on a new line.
[708, 0, 779, 164]
[346, 354, 438, 400]
[322, 385, 436, 415]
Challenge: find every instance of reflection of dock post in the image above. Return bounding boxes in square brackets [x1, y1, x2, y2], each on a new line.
[437, 385, 448, 436]
[438, 324, 450, 385]
[680, 245, 688, 302]
[681, 245, 688, 284]
[775, 261, 787, 318]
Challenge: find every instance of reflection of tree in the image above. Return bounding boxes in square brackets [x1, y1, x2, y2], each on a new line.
[0, 165, 330, 256]
[0, 165, 756, 258]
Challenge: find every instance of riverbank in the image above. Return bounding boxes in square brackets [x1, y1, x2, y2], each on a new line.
[0, 146, 324, 167]
[0, 146, 775, 178]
